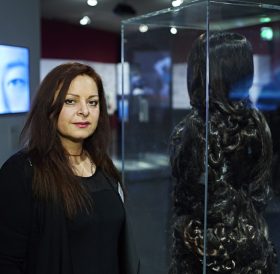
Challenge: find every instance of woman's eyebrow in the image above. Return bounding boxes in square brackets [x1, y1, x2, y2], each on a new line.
[66, 93, 79, 97]
[66, 93, 99, 98]
[6, 61, 27, 70]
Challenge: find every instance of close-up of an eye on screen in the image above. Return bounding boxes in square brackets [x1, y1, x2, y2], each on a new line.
[0, 44, 30, 114]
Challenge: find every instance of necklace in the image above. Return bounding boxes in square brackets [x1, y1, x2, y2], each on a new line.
[68, 151, 96, 176]
[66, 149, 84, 157]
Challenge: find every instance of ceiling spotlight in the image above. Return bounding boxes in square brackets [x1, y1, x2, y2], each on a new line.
[139, 24, 148, 33]
[87, 0, 98, 6]
[172, 0, 183, 7]
[260, 27, 273, 41]
[113, 2, 137, 16]
[170, 27, 177, 34]
[80, 16, 91, 25]
[259, 17, 271, 23]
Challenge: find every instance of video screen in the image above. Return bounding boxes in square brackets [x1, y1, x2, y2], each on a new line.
[0, 44, 30, 114]
[229, 55, 280, 112]
[131, 51, 171, 108]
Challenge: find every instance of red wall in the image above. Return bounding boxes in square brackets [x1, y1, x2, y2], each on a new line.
[41, 19, 280, 70]
[41, 19, 121, 63]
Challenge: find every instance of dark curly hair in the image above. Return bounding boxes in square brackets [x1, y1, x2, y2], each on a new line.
[169, 32, 277, 273]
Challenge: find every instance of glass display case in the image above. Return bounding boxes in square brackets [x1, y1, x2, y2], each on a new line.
[121, 1, 280, 273]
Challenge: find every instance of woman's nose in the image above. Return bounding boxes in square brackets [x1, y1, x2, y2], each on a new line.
[77, 101, 89, 116]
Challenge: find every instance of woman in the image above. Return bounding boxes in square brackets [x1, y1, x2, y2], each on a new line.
[169, 32, 277, 273]
[0, 62, 140, 274]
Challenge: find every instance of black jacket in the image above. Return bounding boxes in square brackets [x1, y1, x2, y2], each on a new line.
[0, 151, 140, 274]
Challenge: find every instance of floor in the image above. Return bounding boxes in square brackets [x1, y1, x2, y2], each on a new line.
[126, 176, 172, 274]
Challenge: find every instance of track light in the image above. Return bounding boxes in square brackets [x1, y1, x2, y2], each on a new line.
[172, 0, 183, 7]
[170, 27, 177, 34]
[139, 24, 148, 32]
[87, 0, 98, 7]
[80, 16, 91, 25]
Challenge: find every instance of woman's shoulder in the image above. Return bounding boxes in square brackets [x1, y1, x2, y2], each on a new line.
[169, 113, 191, 162]
[1, 149, 29, 166]
[99, 169, 125, 202]
[0, 149, 33, 188]
[169, 110, 197, 146]
[99, 169, 118, 189]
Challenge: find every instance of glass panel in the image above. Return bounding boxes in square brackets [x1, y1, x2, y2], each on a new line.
[207, 1, 280, 273]
[121, 1, 208, 273]
[121, 1, 280, 273]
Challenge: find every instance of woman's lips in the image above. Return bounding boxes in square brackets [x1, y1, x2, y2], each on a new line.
[73, 122, 90, 128]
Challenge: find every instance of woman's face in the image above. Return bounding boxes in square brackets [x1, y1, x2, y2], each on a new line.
[3, 64, 29, 112]
[57, 74, 100, 148]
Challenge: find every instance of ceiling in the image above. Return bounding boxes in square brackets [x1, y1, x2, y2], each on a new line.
[41, 0, 172, 33]
[41, 0, 280, 33]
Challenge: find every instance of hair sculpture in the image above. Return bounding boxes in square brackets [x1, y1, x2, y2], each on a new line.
[169, 32, 277, 273]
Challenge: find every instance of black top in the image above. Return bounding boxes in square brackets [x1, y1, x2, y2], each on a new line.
[68, 169, 125, 274]
[0, 151, 140, 274]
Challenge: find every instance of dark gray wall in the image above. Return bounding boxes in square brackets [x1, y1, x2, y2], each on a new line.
[0, 0, 40, 166]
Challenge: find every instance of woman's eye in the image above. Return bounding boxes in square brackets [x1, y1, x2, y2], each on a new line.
[89, 100, 99, 107]
[64, 99, 75, 105]
[7, 78, 26, 87]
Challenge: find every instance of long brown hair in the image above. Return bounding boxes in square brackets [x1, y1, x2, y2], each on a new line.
[21, 62, 121, 217]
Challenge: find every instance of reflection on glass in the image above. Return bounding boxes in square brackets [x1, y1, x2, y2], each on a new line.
[0, 45, 29, 114]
